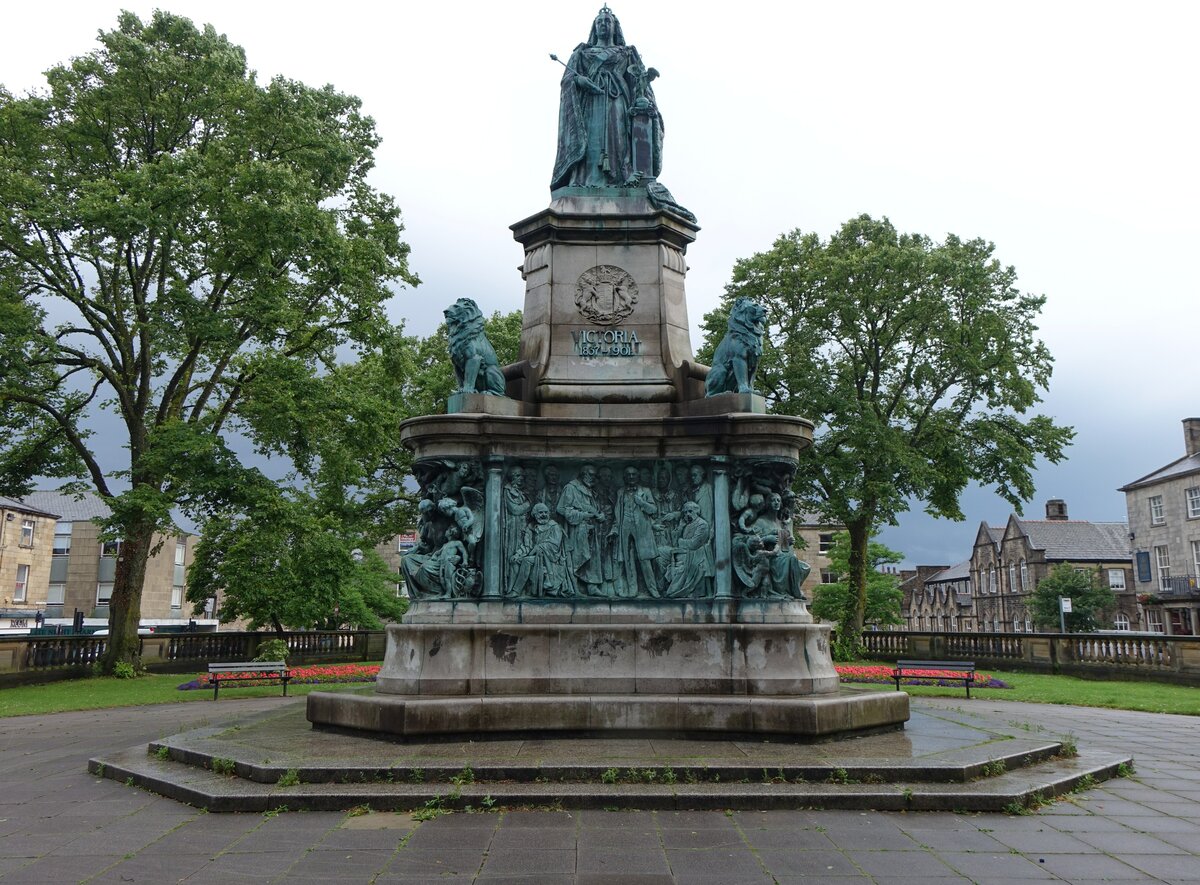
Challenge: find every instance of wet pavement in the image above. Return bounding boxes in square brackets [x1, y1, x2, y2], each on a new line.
[1, 695, 1197, 883]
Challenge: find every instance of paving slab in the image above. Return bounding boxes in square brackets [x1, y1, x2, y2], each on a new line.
[0, 695, 1197, 883]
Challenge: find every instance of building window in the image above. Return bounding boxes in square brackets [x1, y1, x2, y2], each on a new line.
[1108, 569, 1126, 591]
[1147, 609, 1164, 633]
[1193, 539, 1200, 578]
[1154, 546, 1171, 590]
[820, 569, 837, 584]
[1013, 617, 1021, 633]
[1008, 563, 1017, 594]
[53, 524, 72, 555]
[1187, 487, 1200, 520]
[1025, 618, 1032, 632]
[1114, 613, 1131, 631]
[96, 583, 114, 606]
[47, 583, 65, 605]
[988, 566, 997, 593]
[1019, 559, 1028, 591]
[100, 539, 121, 557]
[818, 533, 834, 555]
[1149, 495, 1165, 525]
[20, 519, 35, 546]
[14, 564, 29, 602]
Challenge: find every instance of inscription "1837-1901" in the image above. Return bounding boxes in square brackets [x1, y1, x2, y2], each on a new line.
[571, 328, 643, 357]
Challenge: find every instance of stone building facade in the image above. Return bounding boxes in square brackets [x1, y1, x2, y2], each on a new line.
[970, 500, 1135, 633]
[1119, 418, 1200, 635]
[0, 496, 59, 632]
[904, 561, 973, 632]
[19, 490, 205, 626]
[793, 512, 844, 598]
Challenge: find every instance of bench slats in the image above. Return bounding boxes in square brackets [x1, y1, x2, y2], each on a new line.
[892, 659, 976, 698]
[208, 661, 291, 700]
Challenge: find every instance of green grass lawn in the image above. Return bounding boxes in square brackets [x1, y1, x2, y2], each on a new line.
[0, 669, 378, 719]
[866, 667, 1200, 716]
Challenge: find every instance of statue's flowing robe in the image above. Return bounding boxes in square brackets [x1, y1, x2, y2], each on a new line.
[551, 42, 663, 189]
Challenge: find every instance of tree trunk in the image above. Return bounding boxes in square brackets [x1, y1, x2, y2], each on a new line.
[845, 517, 871, 641]
[102, 520, 156, 673]
[271, 615, 286, 639]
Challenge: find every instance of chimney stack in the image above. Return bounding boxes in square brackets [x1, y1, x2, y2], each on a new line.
[1185, 418, 1200, 458]
[1046, 499, 1068, 521]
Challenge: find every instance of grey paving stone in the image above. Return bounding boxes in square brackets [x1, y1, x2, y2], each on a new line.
[664, 845, 769, 880]
[989, 829, 1097, 853]
[1072, 828, 1189, 854]
[403, 821, 496, 850]
[0, 853, 121, 884]
[577, 844, 670, 875]
[480, 847, 577, 876]
[576, 826, 660, 850]
[737, 826, 835, 850]
[312, 827, 408, 850]
[1116, 853, 1200, 880]
[379, 847, 485, 877]
[937, 851, 1060, 880]
[1034, 852, 1149, 880]
[576, 874, 674, 885]
[491, 825, 578, 850]
[755, 848, 862, 877]
[900, 827, 1007, 852]
[846, 849, 957, 877]
[280, 848, 394, 878]
[821, 824, 919, 850]
[659, 826, 746, 849]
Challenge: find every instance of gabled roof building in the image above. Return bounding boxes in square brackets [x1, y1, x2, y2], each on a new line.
[1118, 418, 1200, 635]
[970, 500, 1136, 633]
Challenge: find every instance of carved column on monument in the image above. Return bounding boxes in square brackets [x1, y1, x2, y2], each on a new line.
[482, 459, 504, 599]
[711, 457, 732, 598]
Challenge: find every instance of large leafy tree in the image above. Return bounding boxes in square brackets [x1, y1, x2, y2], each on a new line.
[0, 12, 417, 669]
[1029, 564, 1115, 633]
[700, 215, 1072, 649]
[188, 312, 522, 632]
[810, 531, 904, 653]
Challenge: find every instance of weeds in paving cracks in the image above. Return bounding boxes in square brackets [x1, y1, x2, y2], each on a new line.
[154, 746, 170, 762]
[211, 758, 236, 776]
[277, 769, 300, 787]
[981, 759, 1007, 778]
[1117, 760, 1136, 777]
[1057, 734, 1079, 757]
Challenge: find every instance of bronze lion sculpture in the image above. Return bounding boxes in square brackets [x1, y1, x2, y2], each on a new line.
[445, 298, 506, 396]
[704, 297, 767, 396]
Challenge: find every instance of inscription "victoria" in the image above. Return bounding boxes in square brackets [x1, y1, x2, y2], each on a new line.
[571, 328, 643, 357]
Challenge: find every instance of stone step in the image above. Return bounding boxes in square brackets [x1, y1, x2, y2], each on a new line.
[144, 735, 1067, 786]
[90, 746, 1130, 814]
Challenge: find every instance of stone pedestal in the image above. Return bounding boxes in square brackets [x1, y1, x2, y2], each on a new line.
[306, 189, 909, 741]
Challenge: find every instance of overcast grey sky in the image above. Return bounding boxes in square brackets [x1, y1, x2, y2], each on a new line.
[4, 1, 1196, 567]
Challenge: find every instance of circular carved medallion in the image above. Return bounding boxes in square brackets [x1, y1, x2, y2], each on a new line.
[575, 265, 638, 325]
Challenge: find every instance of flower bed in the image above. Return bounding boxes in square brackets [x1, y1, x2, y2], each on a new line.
[835, 663, 1011, 689]
[178, 663, 381, 691]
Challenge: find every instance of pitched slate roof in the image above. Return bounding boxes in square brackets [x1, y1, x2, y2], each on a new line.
[18, 490, 110, 523]
[0, 495, 60, 519]
[1014, 520, 1130, 561]
[1118, 453, 1200, 492]
[928, 559, 972, 583]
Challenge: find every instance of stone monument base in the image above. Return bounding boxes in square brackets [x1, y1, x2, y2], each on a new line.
[306, 689, 908, 740]
[305, 621, 910, 740]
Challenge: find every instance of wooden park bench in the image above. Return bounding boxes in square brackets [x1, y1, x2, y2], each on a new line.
[208, 662, 291, 701]
[892, 659, 977, 698]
